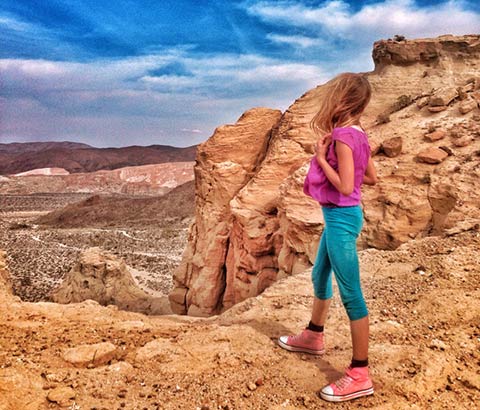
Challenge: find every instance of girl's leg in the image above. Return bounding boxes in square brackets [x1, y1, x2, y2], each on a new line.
[278, 229, 332, 355]
[311, 297, 331, 327]
[310, 229, 333, 325]
[320, 206, 373, 402]
[350, 316, 369, 361]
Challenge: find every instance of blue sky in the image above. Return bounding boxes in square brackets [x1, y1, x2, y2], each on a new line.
[1, 1, 479, 147]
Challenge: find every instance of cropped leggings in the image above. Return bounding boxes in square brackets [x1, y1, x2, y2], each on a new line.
[311, 205, 368, 321]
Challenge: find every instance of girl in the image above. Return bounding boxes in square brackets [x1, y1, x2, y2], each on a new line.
[278, 73, 378, 402]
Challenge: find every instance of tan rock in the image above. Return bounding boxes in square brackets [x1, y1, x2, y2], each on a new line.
[135, 338, 178, 363]
[169, 108, 282, 316]
[428, 105, 447, 113]
[453, 136, 473, 147]
[52, 247, 171, 315]
[424, 130, 446, 142]
[416, 96, 429, 109]
[459, 98, 478, 114]
[417, 148, 449, 164]
[428, 87, 458, 107]
[63, 342, 117, 368]
[382, 137, 403, 157]
[47, 387, 76, 406]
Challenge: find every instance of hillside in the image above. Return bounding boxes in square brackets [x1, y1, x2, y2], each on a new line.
[0, 142, 197, 175]
[0, 162, 195, 196]
[35, 180, 195, 228]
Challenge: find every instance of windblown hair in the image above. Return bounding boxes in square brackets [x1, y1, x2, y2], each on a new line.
[310, 73, 372, 136]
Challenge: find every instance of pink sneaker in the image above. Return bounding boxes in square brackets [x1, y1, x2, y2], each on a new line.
[320, 366, 374, 402]
[277, 329, 325, 355]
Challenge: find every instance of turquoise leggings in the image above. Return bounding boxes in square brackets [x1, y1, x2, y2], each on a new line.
[311, 205, 368, 321]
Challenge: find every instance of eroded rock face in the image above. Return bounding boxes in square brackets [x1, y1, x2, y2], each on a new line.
[170, 108, 282, 315]
[171, 34, 480, 315]
[52, 247, 171, 315]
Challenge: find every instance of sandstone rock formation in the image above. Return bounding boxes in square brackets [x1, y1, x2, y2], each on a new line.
[0, 161, 195, 196]
[169, 108, 282, 315]
[52, 247, 171, 315]
[171, 34, 480, 315]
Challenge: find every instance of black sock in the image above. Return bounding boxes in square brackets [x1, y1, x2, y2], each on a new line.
[307, 321, 324, 333]
[350, 358, 369, 368]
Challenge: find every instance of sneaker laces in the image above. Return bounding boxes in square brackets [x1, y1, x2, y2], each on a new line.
[334, 374, 353, 391]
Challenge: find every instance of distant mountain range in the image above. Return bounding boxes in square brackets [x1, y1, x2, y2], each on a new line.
[0, 141, 197, 175]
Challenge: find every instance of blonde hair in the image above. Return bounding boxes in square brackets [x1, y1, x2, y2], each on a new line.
[310, 73, 371, 136]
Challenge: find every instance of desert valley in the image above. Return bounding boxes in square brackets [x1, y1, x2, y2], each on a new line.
[0, 35, 479, 410]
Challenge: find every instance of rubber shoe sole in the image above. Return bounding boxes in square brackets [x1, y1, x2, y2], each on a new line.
[320, 386, 374, 402]
[277, 337, 325, 355]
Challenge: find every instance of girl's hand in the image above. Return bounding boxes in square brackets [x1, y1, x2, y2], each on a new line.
[315, 133, 332, 160]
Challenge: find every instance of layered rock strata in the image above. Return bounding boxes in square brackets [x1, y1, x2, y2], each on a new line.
[171, 35, 480, 315]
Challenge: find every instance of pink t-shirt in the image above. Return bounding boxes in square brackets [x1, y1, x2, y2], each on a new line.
[303, 126, 371, 207]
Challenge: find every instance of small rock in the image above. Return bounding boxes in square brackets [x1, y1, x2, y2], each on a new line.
[429, 339, 448, 350]
[255, 377, 264, 387]
[417, 147, 449, 164]
[429, 87, 458, 107]
[63, 342, 117, 368]
[416, 96, 429, 109]
[382, 136, 403, 157]
[459, 98, 478, 114]
[247, 382, 257, 391]
[453, 136, 472, 147]
[424, 130, 446, 142]
[47, 387, 76, 406]
[428, 105, 448, 113]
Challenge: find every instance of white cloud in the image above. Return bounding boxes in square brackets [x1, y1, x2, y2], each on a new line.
[266, 33, 325, 48]
[181, 128, 202, 134]
[247, 0, 480, 39]
[0, 49, 327, 146]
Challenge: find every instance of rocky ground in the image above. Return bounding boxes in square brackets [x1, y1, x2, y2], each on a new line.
[0, 193, 190, 301]
[0, 229, 479, 410]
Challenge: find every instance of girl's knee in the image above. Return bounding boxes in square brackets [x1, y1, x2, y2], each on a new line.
[341, 294, 368, 321]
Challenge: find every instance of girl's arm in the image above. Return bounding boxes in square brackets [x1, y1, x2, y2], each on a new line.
[316, 137, 355, 196]
[362, 157, 377, 185]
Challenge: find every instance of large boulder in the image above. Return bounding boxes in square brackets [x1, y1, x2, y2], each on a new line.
[52, 247, 171, 315]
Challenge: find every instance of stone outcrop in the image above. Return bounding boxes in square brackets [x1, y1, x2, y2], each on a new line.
[52, 247, 171, 315]
[170, 34, 480, 315]
[372, 35, 480, 69]
[170, 108, 282, 315]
